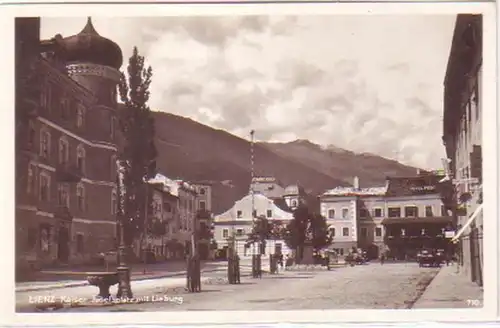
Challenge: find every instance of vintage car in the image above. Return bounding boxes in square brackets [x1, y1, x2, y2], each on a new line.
[417, 249, 441, 267]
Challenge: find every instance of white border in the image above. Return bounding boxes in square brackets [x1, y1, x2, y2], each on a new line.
[0, 1, 497, 325]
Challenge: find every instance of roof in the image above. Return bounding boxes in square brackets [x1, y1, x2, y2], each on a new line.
[322, 186, 387, 197]
[147, 173, 197, 197]
[385, 176, 444, 197]
[273, 198, 293, 213]
[381, 216, 453, 225]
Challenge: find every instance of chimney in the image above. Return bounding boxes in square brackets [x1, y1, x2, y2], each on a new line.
[353, 176, 359, 190]
[416, 168, 421, 176]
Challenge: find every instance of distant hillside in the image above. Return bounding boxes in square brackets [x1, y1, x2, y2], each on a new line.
[151, 112, 348, 214]
[260, 139, 420, 187]
[149, 111, 420, 214]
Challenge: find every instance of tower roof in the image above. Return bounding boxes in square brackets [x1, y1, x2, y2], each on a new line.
[60, 17, 123, 69]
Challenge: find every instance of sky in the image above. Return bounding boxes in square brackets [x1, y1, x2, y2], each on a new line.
[41, 15, 457, 170]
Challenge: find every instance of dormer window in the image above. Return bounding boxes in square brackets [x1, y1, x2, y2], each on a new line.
[236, 210, 242, 218]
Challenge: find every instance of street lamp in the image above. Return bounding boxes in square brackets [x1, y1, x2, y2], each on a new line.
[116, 162, 133, 299]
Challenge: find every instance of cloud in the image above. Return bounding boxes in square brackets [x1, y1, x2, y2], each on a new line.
[41, 15, 456, 170]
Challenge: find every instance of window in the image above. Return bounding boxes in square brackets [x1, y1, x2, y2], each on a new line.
[27, 163, 35, 194]
[58, 137, 69, 165]
[111, 189, 117, 215]
[164, 202, 171, 212]
[342, 227, 349, 236]
[236, 210, 242, 218]
[388, 207, 401, 218]
[39, 172, 50, 201]
[359, 208, 369, 218]
[342, 208, 349, 219]
[40, 83, 51, 109]
[236, 229, 243, 236]
[252, 209, 257, 217]
[40, 225, 50, 252]
[110, 117, 116, 139]
[111, 155, 117, 181]
[28, 120, 36, 146]
[425, 206, 433, 217]
[404, 206, 418, 218]
[76, 233, 84, 253]
[199, 188, 206, 195]
[199, 201, 206, 211]
[375, 227, 382, 237]
[222, 229, 229, 238]
[76, 104, 85, 128]
[76, 183, 85, 211]
[361, 227, 367, 237]
[292, 200, 297, 207]
[40, 129, 51, 158]
[329, 227, 335, 237]
[373, 208, 383, 218]
[57, 183, 70, 207]
[26, 228, 37, 250]
[266, 210, 272, 218]
[441, 205, 447, 216]
[60, 97, 70, 120]
[328, 209, 335, 219]
[76, 145, 85, 174]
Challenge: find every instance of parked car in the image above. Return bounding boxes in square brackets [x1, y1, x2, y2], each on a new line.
[417, 249, 441, 267]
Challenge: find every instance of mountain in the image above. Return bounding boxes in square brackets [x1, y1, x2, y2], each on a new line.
[150, 112, 419, 214]
[259, 139, 420, 187]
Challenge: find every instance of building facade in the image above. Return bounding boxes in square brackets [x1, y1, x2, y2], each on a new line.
[191, 182, 214, 260]
[15, 18, 122, 273]
[214, 193, 293, 258]
[441, 14, 483, 286]
[320, 175, 453, 259]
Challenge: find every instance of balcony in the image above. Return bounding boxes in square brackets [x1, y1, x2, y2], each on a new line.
[55, 163, 83, 183]
[54, 205, 73, 222]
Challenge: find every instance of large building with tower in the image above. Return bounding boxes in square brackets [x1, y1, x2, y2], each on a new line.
[15, 17, 122, 274]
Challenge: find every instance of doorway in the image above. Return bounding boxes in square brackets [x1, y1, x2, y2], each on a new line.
[57, 227, 70, 263]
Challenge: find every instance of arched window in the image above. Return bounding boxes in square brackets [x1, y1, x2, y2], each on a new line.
[58, 136, 69, 165]
[76, 144, 86, 174]
[76, 104, 85, 128]
[76, 183, 86, 212]
[39, 128, 51, 158]
[57, 183, 70, 207]
[111, 188, 117, 215]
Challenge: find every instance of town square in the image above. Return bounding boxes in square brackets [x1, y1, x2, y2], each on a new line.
[14, 11, 485, 314]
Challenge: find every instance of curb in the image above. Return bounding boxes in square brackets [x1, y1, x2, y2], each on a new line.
[16, 268, 223, 293]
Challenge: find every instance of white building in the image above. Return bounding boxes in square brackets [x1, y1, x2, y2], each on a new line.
[213, 193, 293, 257]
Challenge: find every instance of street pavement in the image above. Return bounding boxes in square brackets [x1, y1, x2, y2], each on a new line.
[19, 262, 441, 312]
[412, 263, 484, 309]
[16, 260, 229, 292]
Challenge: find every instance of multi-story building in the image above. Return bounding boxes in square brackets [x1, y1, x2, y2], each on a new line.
[283, 184, 308, 211]
[214, 193, 294, 258]
[145, 181, 180, 260]
[15, 17, 122, 272]
[441, 14, 483, 286]
[320, 175, 453, 259]
[191, 182, 214, 260]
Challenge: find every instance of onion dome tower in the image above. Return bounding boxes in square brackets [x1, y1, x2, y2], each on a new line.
[61, 17, 123, 109]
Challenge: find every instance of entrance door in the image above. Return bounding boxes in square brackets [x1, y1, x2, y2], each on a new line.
[274, 243, 282, 255]
[57, 227, 70, 263]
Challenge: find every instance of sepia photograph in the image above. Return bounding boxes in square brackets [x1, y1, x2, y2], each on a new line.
[10, 3, 495, 323]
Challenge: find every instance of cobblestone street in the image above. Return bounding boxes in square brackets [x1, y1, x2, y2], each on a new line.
[47, 262, 439, 312]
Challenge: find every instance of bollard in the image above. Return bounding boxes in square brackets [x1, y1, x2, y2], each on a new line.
[269, 254, 278, 274]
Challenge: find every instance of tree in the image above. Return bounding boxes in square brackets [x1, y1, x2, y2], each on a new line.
[245, 215, 277, 253]
[283, 205, 309, 259]
[117, 47, 157, 248]
[309, 213, 334, 252]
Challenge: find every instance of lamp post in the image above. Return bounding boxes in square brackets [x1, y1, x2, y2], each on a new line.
[116, 162, 133, 299]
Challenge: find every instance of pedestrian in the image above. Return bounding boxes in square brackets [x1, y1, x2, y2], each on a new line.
[380, 252, 385, 265]
[279, 253, 284, 269]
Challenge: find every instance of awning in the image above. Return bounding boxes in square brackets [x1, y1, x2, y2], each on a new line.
[381, 216, 453, 225]
[451, 204, 483, 243]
